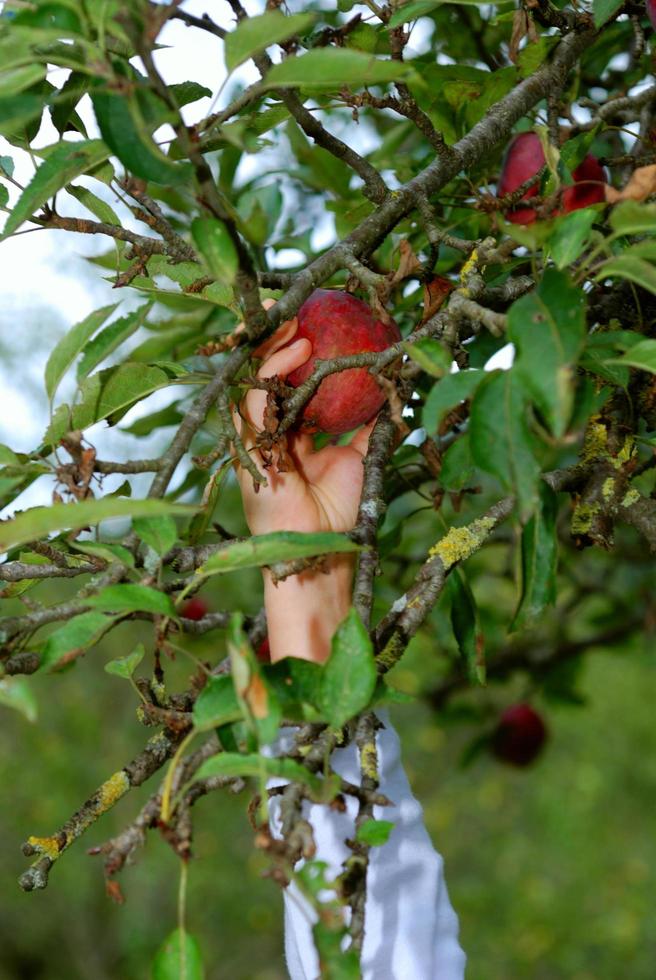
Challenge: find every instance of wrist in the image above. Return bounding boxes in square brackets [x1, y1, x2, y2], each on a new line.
[263, 555, 355, 664]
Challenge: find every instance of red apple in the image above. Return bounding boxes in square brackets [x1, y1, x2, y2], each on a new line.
[562, 153, 606, 212]
[497, 132, 544, 224]
[180, 596, 209, 621]
[497, 132, 605, 224]
[284, 289, 401, 435]
[491, 703, 547, 767]
[256, 636, 271, 664]
[648, 0, 656, 30]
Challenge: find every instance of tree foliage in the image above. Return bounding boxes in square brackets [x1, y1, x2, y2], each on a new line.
[1, 0, 656, 974]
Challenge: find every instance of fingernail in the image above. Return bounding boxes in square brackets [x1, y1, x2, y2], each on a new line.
[289, 339, 305, 350]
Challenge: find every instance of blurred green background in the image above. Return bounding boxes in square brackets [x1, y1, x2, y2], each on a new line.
[2, 526, 655, 980]
[1, 295, 654, 980]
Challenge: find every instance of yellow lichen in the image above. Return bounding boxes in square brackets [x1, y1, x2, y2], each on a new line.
[27, 835, 61, 861]
[377, 635, 405, 672]
[98, 770, 130, 809]
[429, 517, 496, 570]
[580, 417, 608, 464]
[612, 434, 636, 470]
[571, 502, 600, 536]
[460, 249, 479, 283]
[360, 742, 378, 782]
[622, 488, 640, 508]
[602, 478, 616, 502]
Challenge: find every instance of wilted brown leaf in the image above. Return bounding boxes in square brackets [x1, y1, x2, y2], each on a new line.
[422, 276, 453, 322]
[605, 165, 656, 203]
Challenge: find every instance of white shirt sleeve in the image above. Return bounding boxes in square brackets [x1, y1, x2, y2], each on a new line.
[269, 710, 467, 980]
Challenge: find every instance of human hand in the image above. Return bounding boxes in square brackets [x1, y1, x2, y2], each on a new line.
[233, 302, 374, 538]
[232, 301, 374, 663]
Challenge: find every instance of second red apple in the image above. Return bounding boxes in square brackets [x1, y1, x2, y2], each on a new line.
[497, 132, 605, 224]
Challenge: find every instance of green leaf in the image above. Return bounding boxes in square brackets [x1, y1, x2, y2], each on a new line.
[198, 531, 360, 576]
[402, 337, 452, 378]
[66, 183, 121, 226]
[0, 94, 44, 136]
[194, 752, 336, 802]
[44, 303, 119, 401]
[511, 485, 558, 630]
[593, 0, 624, 27]
[447, 571, 485, 685]
[263, 48, 416, 91]
[266, 659, 323, 713]
[187, 463, 230, 546]
[76, 302, 152, 380]
[0, 444, 20, 465]
[608, 339, 656, 374]
[44, 363, 180, 444]
[50, 69, 89, 136]
[318, 609, 377, 729]
[516, 36, 560, 79]
[596, 255, 656, 296]
[548, 209, 597, 270]
[560, 129, 600, 174]
[609, 201, 656, 236]
[508, 269, 586, 437]
[2, 139, 109, 238]
[0, 498, 195, 553]
[423, 370, 483, 432]
[87, 584, 176, 617]
[92, 91, 192, 185]
[470, 371, 540, 520]
[237, 184, 283, 247]
[0, 64, 46, 98]
[40, 611, 117, 672]
[68, 540, 136, 568]
[133, 514, 178, 556]
[388, 0, 441, 26]
[192, 676, 241, 731]
[228, 612, 281, 746]
[13, 1, 83, 34]
[224, 11, 317, 73]
[0, 678, 38, 723]
[152, 929, 204, 980]
[122, 402, 184, 437]
[104, 643, 145, 680]
[168, 81, 212, 107]
[439, 434, 475, 491]
[190, 218, 238, 285]
[356, 818, 395, 846]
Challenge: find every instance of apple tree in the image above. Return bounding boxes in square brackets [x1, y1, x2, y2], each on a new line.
[1, 0, 655, 975]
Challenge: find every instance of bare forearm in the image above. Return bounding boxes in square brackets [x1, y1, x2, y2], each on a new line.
[263, 556, 355, 664]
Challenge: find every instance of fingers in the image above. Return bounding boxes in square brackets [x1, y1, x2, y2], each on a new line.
[253, 315, 299, 360]
[348, 417, 377, 457]
[240, 336, 312, 443]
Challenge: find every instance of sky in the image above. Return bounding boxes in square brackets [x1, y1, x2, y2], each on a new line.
[0, 0, 263, 511]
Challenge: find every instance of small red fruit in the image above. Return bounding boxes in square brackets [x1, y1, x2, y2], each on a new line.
[491, 703, 547, 767]
[284, 289, 401, 435]
[497, 132, 605, 224]
[497, 132, 544, 224]
[180, 596, 209, 621]
[648, 0, 656, 30]
[256, 636, 271, 664]
[562, 153, 607, 213]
